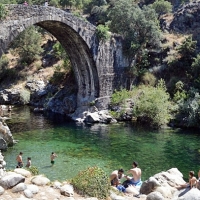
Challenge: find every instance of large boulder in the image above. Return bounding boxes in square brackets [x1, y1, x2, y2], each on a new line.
[31, 175, 50, 186]
[12, 182, 27, 193]
[146, 191, 164, 200]
[140, 168, 186, 198]
[175, 188, 200, 200]
[140, 177, 161, 195]
[60, 184, 74, 197]
[0, 117, 14, 149]
[14, 168, 31, 178]
[0, 173, 25, 189]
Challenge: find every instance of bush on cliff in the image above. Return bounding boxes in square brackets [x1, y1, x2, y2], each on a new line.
[71, 166, 110, 199]
[0, 4, 8, 20]
[133, 79, 171, 128]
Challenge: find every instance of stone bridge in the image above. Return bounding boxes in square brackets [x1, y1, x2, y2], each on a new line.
[0, 5, 128, 110]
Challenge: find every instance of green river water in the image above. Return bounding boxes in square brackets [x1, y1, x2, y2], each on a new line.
[3, 106, 200, 182]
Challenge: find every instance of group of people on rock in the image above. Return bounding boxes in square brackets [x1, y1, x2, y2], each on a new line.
[16, 151, 57, 168]
[110, 161, 142, 193]
[110, 161, 200, 194]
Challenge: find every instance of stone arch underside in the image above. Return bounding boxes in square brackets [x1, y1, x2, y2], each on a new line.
[0, 5, 100, 107]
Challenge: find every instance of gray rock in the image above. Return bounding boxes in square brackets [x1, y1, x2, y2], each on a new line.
[31, 175, 50, 186]
[26, 184, 39, 194]
[0, 173, 25, 189]
[12, 182, 27, 193]
[60, 184, 74, 197]
[110, 191, 126, 200]
[146, 191, 164, 200]
[14, 168, 31, 178]
[176, 188, 200, 200]
[0, 185, 4, 195]
[24, 189, 34, 198]
[140, 176, 161, 195]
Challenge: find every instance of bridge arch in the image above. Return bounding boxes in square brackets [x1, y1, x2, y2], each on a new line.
[0, 5, 99, 106]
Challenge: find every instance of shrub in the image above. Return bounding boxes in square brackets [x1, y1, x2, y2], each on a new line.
[0, 54, 9, 71]
[174, 89, 200, 128]
[96, 25, 110, 41]
[71, 166, 110, 199]
[111, 89, 132, 106]
[0, 4, 8, 20]
[133, 80, 171, 128]
[49, 71, 65, 85]
[0, 68, 18, 83]
[27, 166, 39, 175]
[19, 89, 30, 104]
[151, 0, 172, 16]
[139, 72, 157, 86]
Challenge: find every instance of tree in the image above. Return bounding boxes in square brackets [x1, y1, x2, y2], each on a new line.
[11, 26, 43, 64]
[151, 0, 172, 17]
[108, 0, 161, 65]
[60, 0, 76, 8]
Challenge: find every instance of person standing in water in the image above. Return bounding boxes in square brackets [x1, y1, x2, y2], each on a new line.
[16, 152, 23, 168]
[26, 157, 31, 168]
[50, 152, 57, 166]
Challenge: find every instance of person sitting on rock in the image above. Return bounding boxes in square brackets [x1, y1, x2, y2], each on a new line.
[176, 171, 197, 189]
[110, 169, 126, 192]
[123, 161, 142, 188]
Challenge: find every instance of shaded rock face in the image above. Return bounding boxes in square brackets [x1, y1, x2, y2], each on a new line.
[168, 1, 200, 48]
[0, 5, 129, 112]
[0, 117, 14, 150]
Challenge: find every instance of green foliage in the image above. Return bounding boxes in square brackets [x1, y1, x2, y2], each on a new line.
[109, 110, 124, 119]
[71, 166, 110, 199]
[191, 54, 200, 76]
[177, 35, 196, 57]
[109, 0, 161, 61]
[11, 26, 43, 64]
[133, 80, 171, 128]
[19, 89, 30, 104]
[0, 68, 18, 83]
[27, 166, 39, 175]
[96, 24, 110, 41]
[49, 71, 65, 85]
[139, 72, 157, 86]
[53, 42, 67, 60]
[111, 89, 133, 106]
[175, 89, 200, 128]
[0, 54, 9, 71]
[151, 0, 172, 16]
[0, 4, 8, 20]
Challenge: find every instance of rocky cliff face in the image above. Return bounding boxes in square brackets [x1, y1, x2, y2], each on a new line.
[168, 0, 200, 48]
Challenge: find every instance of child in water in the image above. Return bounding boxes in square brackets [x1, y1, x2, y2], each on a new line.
[26, 157, 31, 168]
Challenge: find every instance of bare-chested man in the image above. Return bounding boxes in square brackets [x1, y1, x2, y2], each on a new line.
[16, 152, 23, 168]
[110, 169, 124, 186]
[123, 161, 142, 187]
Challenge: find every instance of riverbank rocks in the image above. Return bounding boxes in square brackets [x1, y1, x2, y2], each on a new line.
[0, 173, 25, 189]
[0, 168, 198, 199]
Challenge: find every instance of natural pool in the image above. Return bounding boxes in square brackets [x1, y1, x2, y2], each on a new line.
[3, 106, 200, 181]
